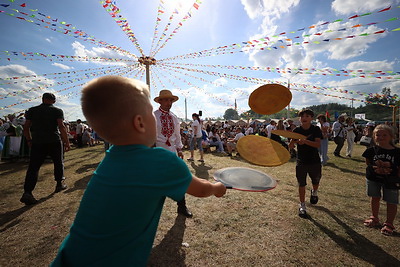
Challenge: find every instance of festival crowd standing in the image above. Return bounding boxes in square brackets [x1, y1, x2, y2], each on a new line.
[316, 114, 331, 165]
[332, 115, 346, 157]
[51, 76, 226, 266]
[187, 113, 204, 162]
[362, 124, 399, 236]
[153, 90, 193, 218]
[288, 109, 322, 218]
[20, 93, 70, 205]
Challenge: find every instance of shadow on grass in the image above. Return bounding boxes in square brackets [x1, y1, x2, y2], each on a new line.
[75, 163, 100, 174]
[310, 206, 400, 266]
[190, 162, 213, 180]
[148, 215, 187, 267]
[0, 160, 29, 176]
[0, 192, 55, 232]
[64, 174, 92, 194]
[325, 162, 365, 176]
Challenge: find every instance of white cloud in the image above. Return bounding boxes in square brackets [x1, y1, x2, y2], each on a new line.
[52, 62, 74, 70]
[71, 41, 134, 66]
[0, 64, 84, 119]
[346, 60, 394, 71]
[331, 0, 396, 15]
[241, 0, 300, 20]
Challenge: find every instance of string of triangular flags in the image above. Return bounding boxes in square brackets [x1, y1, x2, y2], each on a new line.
[160, 6, 399, 61]
[160, 63, 399, 106]
[0, 2, 138, 59]
[151, 0, 203, 57]
[99, 0, 145, 57]
[159, 62, 400, 79]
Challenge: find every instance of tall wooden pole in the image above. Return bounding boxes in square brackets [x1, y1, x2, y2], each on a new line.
[138, 56, 156, 96]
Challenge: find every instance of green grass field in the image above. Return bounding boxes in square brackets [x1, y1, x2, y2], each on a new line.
[0, 142, 399, 266]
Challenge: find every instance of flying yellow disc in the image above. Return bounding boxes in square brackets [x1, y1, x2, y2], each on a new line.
[271, 130, 307, 140]
[237, 135, 290, 167]
[248, 84, 292, 115]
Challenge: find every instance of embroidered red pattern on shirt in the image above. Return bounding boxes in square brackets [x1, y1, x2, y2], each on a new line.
[159, 108, 174, 146]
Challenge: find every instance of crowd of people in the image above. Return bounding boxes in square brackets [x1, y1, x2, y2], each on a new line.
[1, 77, 399, 265]
[177, 114, 398, 167]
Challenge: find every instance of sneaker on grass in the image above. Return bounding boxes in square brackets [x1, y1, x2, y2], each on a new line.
[310, 190, 319, 205]
[298, 203, 307, 218]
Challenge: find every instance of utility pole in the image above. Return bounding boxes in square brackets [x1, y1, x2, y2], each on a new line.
[286, 71, 300, 119]
[185, 97, 187, 122]
[350, 99, 354, 118]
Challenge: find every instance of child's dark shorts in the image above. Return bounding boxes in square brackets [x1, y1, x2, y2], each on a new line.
[296, 163, 322, 187]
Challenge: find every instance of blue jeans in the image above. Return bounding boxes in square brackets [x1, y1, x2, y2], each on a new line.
[209, 140, 224, 152]
[189, 137, 203, 151]
[319, 138, 329, 164]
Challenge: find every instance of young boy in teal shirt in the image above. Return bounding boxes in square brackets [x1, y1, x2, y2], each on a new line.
[51, 76, 226, 266]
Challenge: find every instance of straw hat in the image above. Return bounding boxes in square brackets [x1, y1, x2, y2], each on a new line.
[248, 84, 292, 115]
[154, 90, 179, 103]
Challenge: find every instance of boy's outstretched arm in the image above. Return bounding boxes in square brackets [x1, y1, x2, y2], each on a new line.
[186, 175, 227, 198]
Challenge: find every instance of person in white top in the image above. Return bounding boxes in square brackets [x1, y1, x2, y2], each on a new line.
[245, 125, 254, 135]
[187, 113, 204, 162]
[153, 90, 192, 218]
[227, 127, 245, 156]
[265, 120, 277, 138]
[316, 114, 331, 165]
[332, 115, 346, 157]
[76, 119, 87, 148]
[345, 117, 356, 157]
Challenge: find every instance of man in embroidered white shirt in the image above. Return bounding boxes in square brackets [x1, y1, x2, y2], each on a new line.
[154, 90, 192, 217]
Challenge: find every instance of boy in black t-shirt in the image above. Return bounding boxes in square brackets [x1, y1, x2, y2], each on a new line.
[289, 109, 323, 218]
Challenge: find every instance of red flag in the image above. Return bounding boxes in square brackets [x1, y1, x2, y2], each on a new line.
[20, 3, 26, 7]
[325, 111, 331, 122]
[193, 3, 199, 9]
[378, 6, 391, 12]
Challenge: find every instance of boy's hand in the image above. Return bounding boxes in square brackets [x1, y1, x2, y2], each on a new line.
[297, 139, 306, 145]
[213, 182, 227, 197]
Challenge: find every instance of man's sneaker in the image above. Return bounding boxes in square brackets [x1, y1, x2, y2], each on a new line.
[310, 190, 319, 205]
[298, 207, 308, 218]
[55, 180, 67, 193]
[20, 193, 38, 205]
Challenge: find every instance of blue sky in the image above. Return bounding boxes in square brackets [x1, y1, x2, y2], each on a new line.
[0, 0, 399, 121]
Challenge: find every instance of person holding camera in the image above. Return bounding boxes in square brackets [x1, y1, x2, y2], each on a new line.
[332, 115, 346, 157]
